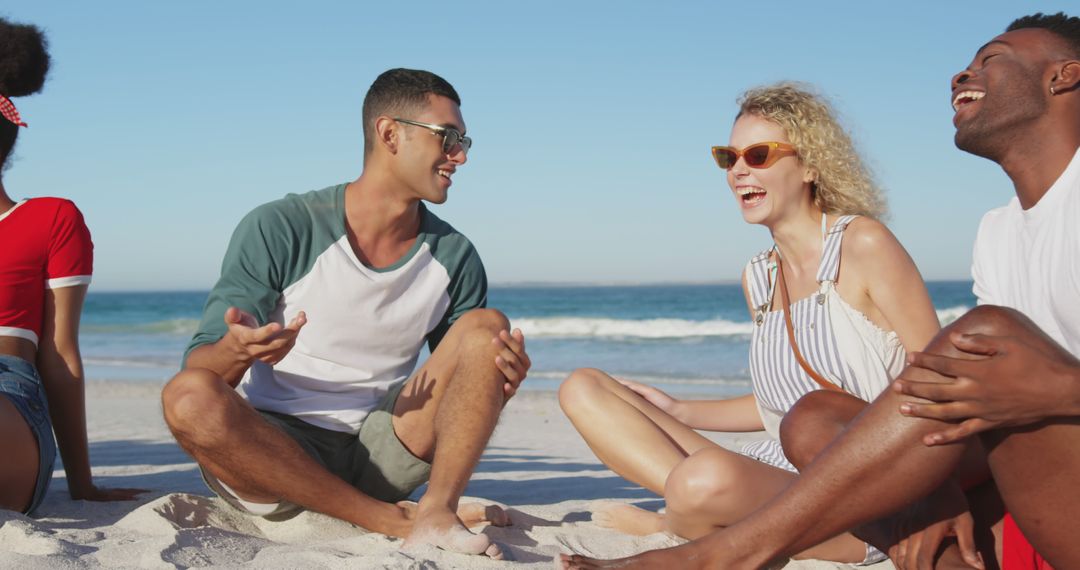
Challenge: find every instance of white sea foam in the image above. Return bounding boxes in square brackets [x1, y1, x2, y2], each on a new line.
[83, 318, 200, 336]
[511, 306, 972, 340]
[510, 317, 754, 339]
[936, 305, 971, 326]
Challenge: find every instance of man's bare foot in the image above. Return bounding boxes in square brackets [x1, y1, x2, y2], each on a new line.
[590, 501, 665, 536]
[560, 543, 702, 569]
[458, 502, 511, 527]
[396, 501, 510, 528]
[402, 506, 503, 559]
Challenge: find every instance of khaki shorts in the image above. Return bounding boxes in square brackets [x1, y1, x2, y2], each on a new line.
[202, 381, 431, 518]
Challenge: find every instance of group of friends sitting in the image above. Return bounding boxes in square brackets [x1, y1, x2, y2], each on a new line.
[1, 10, 1078, 570]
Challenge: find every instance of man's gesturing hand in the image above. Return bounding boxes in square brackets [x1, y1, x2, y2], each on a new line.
[225, 307, 307, 366]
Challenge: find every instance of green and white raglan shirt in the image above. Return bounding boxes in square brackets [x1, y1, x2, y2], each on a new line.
[186, 184, 487, 434]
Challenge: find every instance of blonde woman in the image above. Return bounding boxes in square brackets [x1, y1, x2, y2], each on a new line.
[559, 83, 939, 564]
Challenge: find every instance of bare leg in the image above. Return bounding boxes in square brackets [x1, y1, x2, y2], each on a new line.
[0, 396, 39, 512]
[163, 308, 512, 557]
[983, 417, 1080, 566]
[782, 390, 998, 568]
[163, 369, 414, 537]
[559, 369, 718, 494]
[560, 368, 721, 535]
[391, 308, 512, 558]
[562, 305, 1055, 569]
[662, 447, 865, 562]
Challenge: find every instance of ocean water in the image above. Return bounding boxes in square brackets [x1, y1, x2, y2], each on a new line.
[80, 282, 976, 396]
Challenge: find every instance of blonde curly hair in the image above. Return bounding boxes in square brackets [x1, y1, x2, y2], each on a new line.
[737, 82, 887, 219]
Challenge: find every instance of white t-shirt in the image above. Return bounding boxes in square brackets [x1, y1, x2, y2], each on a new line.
[971, 146, 1080, 355]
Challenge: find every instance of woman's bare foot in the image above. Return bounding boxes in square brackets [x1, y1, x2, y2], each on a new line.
[590, 501, 665, 536]
[397, 500, 510, 528]
[402, 505, 503, 559]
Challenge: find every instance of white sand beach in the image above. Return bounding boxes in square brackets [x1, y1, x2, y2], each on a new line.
[0, 381, 893, 569]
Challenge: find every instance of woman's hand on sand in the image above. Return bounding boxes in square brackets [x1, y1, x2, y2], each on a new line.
[224, 307, 307, 366]
[895, 330, 1080, 445]
[70, 483, 147, 502]
[493, 328, 530, 403]
[616, 378, 680, 415]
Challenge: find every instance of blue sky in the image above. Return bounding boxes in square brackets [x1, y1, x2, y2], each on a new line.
[3, 1, 1074, 290]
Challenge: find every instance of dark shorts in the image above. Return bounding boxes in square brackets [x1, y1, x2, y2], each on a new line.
[203, 380, 431, 518]
[0, 355, 57, 515]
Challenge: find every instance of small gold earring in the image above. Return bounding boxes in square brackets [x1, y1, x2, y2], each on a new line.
[1050, 85, 1057, 95]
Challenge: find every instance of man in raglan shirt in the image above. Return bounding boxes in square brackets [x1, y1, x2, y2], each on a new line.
[162, 68, 529, 560]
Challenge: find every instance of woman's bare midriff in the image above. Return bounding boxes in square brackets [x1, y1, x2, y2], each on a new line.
[0, 336, 37, 364]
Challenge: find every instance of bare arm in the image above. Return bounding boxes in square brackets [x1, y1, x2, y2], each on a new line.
[37, 286, 143, 501]
[843, 219, 940, 354]
[185, 307, 307, 388]
[674, 393, 764, 432]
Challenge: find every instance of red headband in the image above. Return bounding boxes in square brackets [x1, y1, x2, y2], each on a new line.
[0, 94, 28, 128]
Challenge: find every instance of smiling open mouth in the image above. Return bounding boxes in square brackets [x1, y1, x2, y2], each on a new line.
[952, 90, 985, 112]
[738, 187, 766, 205]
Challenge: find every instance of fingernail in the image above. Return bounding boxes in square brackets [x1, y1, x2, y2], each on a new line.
[899, 403, 912, 414]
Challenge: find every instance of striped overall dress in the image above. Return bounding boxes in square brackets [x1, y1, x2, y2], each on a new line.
[741, 215, 907, 473]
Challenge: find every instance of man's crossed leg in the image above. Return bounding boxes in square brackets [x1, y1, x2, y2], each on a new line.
[163, 308, 525, 559]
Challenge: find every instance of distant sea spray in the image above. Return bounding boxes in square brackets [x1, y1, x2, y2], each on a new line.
[511, 306, 970, 340]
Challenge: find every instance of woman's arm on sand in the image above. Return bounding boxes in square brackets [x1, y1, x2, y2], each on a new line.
[37, 285, 144, 501]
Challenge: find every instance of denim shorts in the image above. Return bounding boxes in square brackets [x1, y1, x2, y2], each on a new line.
[0, 355, 57, 515]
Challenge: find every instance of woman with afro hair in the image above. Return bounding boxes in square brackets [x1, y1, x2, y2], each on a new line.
[0, 17, 143, 515]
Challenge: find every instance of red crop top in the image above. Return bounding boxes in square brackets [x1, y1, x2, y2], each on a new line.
[0, 197, 93, 346]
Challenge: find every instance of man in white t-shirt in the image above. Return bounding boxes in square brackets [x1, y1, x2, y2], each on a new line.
[561, 12, 1080, 570]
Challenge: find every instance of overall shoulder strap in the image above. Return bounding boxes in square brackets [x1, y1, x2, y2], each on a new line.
[746, 247, 775, 311]
[815, 215, 858, 283]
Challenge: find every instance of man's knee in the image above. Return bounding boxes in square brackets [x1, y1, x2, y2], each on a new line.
[948, 305, 1029, 339]
[453, 308, 510, 337]
[780, 391, 865, 469]
[162, 369, 233, 442]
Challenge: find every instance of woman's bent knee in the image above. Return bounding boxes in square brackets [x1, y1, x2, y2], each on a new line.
[665, 448, 741, 514]
[559, 368, 614, 415]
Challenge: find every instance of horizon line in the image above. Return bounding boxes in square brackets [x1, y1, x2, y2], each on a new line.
[88, 278, 976, 294]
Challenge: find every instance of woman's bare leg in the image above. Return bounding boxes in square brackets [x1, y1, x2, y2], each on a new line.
[559, 368, 717, 494]
[663, 446, 866, 562]
[0, 396, 40, 512]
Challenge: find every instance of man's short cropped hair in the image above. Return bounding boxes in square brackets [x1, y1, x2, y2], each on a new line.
[362, 68, 460, 157]
[1007, 12, 1080, 58]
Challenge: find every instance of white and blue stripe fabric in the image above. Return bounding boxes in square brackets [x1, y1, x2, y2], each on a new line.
[741, 215, 906, 472]
[741, 215, 905, 565]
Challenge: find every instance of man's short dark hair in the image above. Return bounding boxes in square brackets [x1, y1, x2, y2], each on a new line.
[362, 68, 460, 157]
[1007, 12, 1080, 58]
